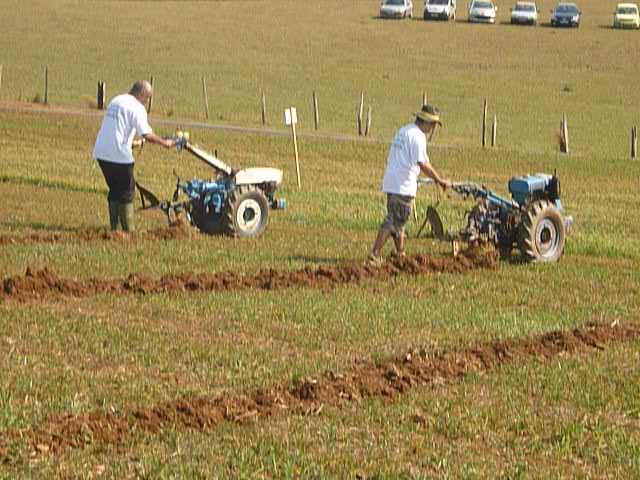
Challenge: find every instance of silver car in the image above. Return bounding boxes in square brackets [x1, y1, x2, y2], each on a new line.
[468, 0, 498, 23]
[511, 1, 539, 24]
[424, 0, 457, 20]
[380, 0, 414, 18]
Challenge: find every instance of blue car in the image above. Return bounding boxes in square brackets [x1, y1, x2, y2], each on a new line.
[550, 2, 581, 27]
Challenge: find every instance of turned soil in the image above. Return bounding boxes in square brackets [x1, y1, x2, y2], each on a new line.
[0, 220, 198, 247]
[0, 322, 636, 460]
[0, 248, 498, 302]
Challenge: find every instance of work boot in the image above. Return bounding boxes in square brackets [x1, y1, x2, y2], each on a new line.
[108, 201, 120, 231]
[118, 202, 135, 233]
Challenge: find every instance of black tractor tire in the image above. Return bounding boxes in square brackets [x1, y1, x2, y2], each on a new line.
[517, 200, 566, 263]
[189, 185, 270, 237]
[189, 201, 227, 236]
[222, 185, 270, 238]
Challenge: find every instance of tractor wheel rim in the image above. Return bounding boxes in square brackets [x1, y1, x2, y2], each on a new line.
[237, 199, 262, 232]
[535, 218, 559, 259]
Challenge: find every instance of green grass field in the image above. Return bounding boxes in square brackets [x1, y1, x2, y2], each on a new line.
[1, 0, 640, 478]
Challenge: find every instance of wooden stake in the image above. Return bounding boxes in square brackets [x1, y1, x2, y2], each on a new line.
[632, 126, 637, 160]
[560, 120, 563, 151]
[312, 91, 319, 130]
[202, 77, 209, 120]
[561, 113, 569, 153]
[147, 75, 154, 113]
[97, 81, 106, 110]
[358, 91, 364, 136]
[491, 113, 497, 147]
[481, 98, 487, 148]
[260, 90, 266, 126]
[44, 65, 49, 104]
[291, 118, 301, 190]
[422, 92, 427, 107]
[365, 105, 372, 137]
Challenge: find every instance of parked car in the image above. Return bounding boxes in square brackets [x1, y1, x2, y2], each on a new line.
[550, 2, 581, 27]
[424, 0, 457, 20]
[468, 0, 498, 23]
[380, 0, 413, 18]
[511, 1, 539, 24]
[613, 3, 640, 28]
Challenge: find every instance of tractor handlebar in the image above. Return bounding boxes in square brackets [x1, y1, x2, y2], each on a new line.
[451, 182, 484, 199]
[417, 177, 435, 186]
[171, 130, 190, 153]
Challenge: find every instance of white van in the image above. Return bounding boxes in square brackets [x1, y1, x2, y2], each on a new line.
[424, 0, 457, 20]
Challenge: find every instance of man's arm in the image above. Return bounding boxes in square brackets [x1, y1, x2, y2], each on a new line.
[142, 132, 174, 149]
[419, 162, 451, 190]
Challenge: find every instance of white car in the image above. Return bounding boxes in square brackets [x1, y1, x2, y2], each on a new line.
[380, 0, 413, 18]
[468, 0, 498, 23]
[613, 3, 640, 28]
[511, 1, 538, 24]
[424, 0, 457, 20]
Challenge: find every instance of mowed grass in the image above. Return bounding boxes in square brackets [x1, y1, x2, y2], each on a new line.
[1, 0, 639, 157]
[1, 109, 639, 476]
[42, 340, 640, 478]
[1, 0, 640, 477]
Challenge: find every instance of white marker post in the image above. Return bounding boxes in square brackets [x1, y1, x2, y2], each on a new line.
[285, 107, 301, 190]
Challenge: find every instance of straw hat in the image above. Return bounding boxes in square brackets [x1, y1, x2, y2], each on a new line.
[415, 104, 442, 126]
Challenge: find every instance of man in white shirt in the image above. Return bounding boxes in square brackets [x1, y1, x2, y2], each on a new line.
[93, 80, 174, 232]
[367, 105, 451, 265]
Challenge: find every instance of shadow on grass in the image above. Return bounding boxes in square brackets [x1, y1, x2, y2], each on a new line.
[0, 220, 94, 233]
[421, 18, 454, 23]
[370, 15, 415, 21]
[501, 253, 529, 265]
[539, 22, 580, 29]
[499, 20, 538, 26]
[288, 255, 345, 265]
[598, 24, 637, 30]
[453, 19, 498, 26]
[0, 174, 106, 196]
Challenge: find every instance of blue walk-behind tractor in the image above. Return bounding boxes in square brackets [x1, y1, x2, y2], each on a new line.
[419, 172, 573, 262]
[136, 131, 285, 238]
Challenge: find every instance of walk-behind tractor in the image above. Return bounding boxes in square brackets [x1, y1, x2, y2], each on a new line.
[137, 131, 285, 238]
[419, 172, 573, 262]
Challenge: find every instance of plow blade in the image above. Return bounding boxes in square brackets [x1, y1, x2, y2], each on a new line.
[416, 206, 445, 240]
[135, 182, 161, 210]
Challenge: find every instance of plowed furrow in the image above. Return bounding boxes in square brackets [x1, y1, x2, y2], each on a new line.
[0, 322, 637, 460]
[0, 222, 197, 247]
[1, 249, 498, 302]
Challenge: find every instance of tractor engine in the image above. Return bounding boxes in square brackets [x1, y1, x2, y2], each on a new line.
[508, 173, 562, 209]
[181, 178, 229, 215]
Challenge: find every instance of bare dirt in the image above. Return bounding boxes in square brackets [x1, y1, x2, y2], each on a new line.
[0, 321, 637, 460]
[0, 220, 198, 247]
[0, 247, 498, 302]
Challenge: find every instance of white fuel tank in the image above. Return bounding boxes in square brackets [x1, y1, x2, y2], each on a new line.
[235, 168, 283, 186]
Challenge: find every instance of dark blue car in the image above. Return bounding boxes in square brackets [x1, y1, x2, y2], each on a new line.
[550, 2, 581, 27]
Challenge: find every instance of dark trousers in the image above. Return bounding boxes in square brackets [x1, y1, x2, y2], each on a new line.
[97, 159, 135, 203]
